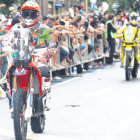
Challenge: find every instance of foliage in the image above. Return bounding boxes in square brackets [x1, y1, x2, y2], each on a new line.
[115, 0, 140, 12]
[2, 0, 15, 6]
[0, 0, 16, 16]
[96, 0, 140, 13]
[0, 0, 25, 16]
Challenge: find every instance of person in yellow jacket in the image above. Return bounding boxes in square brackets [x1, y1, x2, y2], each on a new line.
[117, 12, 140, 64]
[137, 17, 140, 49]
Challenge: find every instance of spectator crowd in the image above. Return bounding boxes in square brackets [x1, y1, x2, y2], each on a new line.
[0, 2, 132, 80]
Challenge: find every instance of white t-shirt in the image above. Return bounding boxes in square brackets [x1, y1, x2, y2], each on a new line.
[69, 8, 74, 18]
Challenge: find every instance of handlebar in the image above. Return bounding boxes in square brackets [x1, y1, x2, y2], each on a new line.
[115, 33, 123, 38]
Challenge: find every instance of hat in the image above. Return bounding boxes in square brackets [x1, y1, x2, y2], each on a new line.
[59, 21, 65, 25]
[9, 7, 16, 11]
[61, 11, 69, 17]
[70, 4, 75, 7]
[48, 4, 52, 9]
[11, 17, 20, 25]
[0, 14, 7, 22]
[42, 16, 49, 21]
[80, 6, 84, 9]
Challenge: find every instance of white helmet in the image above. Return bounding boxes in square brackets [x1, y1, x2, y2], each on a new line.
[130, 12, 138, 25]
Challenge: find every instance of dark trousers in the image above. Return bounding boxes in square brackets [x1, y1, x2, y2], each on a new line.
[108, 38, 115, 64]
[88, 44, 94, 54]
[69, 48, 75, 60]
[38, 66, 49, 78]
[60, 47, 69, 63]
[1, 56, 8, 75]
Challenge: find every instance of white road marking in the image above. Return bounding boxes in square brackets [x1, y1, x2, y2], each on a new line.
[27, 133, 80, 140]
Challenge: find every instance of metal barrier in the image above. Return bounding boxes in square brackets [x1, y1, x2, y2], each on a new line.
[50, 33, 105, 74]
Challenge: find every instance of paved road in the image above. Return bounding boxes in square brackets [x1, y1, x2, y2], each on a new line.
[1, 62, 140, 140]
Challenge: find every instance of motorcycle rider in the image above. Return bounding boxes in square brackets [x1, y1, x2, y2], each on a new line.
[137, 17, 140, 50]
[3, 1, 55, 109]
[117, 12, 140, 65]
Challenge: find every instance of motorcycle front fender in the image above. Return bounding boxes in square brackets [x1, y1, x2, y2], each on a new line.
[125, 46, 133, 51]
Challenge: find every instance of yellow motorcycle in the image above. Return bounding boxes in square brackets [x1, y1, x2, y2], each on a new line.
[116, 25, 140, 81]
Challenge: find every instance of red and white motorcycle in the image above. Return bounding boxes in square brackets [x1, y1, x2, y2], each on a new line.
[3, 27, 51, 140]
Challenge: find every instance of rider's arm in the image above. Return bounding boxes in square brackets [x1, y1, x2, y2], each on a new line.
[137, 28, 140, 40]
[0, 35, 5, 41]
[117, 25, 125, 34]
[0, 4, 6, 8]
[115, 25, 126, 39]
[0, 52, 9, 58]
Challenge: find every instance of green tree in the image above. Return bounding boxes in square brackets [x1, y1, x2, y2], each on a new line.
[96, 0, 140, 13]
[0, 0, 16, 15]
[0, 0, 24, 16]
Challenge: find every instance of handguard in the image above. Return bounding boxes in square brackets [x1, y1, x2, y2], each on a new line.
[115, 33, 123, 38]
[136, 35, 140, 42]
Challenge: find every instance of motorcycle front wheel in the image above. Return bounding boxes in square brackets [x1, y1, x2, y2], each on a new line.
[125, 56, 131, 81]
[13, 87, 27, 140]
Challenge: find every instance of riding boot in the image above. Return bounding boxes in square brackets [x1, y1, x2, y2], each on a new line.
[42, 77, 51, 91]
[42, 77, 51, 110]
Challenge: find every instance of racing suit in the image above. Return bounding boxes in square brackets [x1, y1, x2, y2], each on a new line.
[3, 22, 56, 91]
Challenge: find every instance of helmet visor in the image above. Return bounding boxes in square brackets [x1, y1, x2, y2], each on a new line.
[22, 9, 38, 19]
[131, 16, 137, 20]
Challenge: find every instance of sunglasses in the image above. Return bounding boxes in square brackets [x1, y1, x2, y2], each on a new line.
[22, 9, 38, 19]
[131, 16, 137, 20]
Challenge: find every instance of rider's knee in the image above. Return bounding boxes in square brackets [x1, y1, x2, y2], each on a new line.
[38, 66, 50, 78]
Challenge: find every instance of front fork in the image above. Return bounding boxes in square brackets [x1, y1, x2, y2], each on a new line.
[11, 76, 17, 109]
[121, 46, 139, 68]
[10, 75, 33, 120]
[136, 46, 140, 64]
[24, 73, 33, 121]
[123, 55, 135, 69]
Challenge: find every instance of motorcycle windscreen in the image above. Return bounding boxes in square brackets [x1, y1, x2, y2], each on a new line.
[124, 26, 137, 42]
[12, 28, 32, 61]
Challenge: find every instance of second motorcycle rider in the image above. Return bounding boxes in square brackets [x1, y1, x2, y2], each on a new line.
[6, 1, 56, 109]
